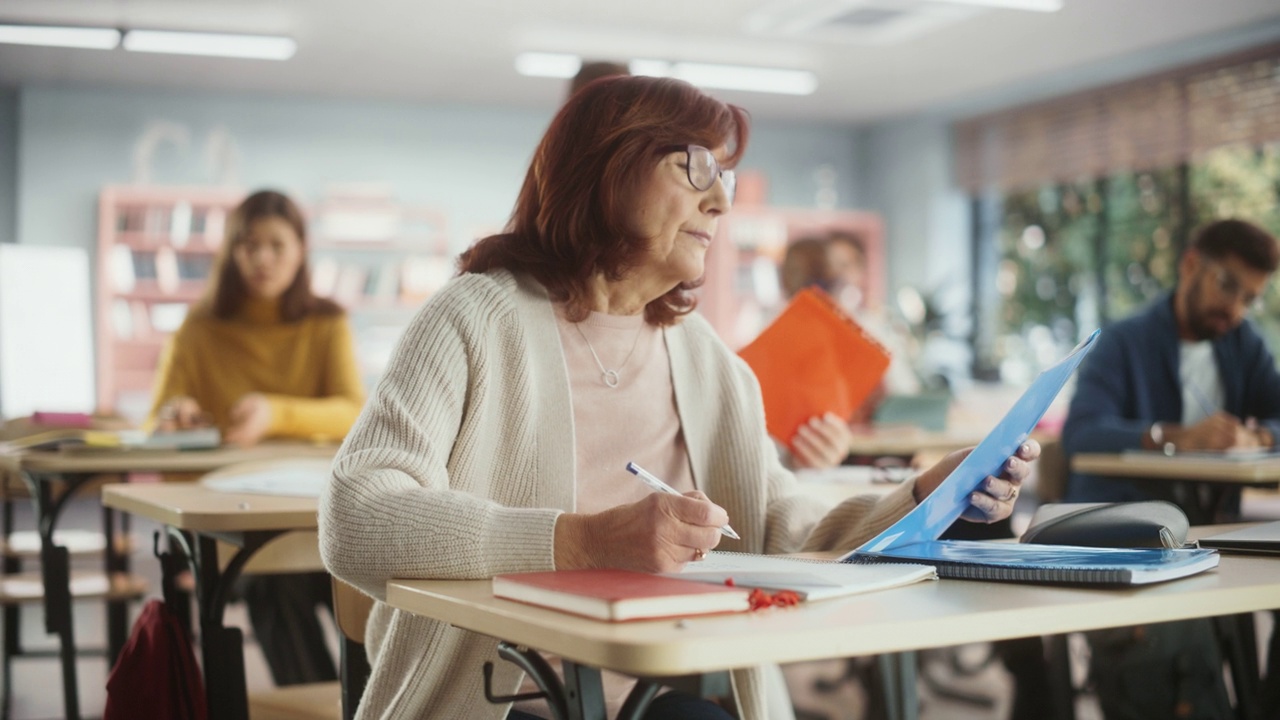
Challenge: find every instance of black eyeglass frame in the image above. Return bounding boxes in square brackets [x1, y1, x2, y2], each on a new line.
[658, 144, 736, 202]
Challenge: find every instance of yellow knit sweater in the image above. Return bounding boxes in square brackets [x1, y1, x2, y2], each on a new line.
[148, 297, 365, 442]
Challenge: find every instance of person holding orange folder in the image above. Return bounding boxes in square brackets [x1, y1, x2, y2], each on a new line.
[319, 75, 1039, 720]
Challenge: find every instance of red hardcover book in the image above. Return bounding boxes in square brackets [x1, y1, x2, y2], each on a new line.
[491, 569, 751, 622]
[738, 288, 891, 452]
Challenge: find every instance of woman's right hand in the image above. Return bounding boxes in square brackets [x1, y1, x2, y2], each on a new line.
[155, 397, 210, 431]
[554, 491, 728, 573]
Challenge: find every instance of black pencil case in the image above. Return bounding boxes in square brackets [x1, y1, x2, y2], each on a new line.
[1020, 501, 1190, 549]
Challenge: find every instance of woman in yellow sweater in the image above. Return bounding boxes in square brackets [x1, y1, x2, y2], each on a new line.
[150, 192, 363, 444]
[150, 189, 365, 685]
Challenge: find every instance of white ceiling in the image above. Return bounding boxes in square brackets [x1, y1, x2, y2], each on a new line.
[1, 0, 1279, 123]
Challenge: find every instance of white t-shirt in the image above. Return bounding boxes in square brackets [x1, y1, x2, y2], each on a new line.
[1179, 340, 1223, 426]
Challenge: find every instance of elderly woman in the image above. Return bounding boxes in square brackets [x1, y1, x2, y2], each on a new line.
[320, 76, 1036, 720]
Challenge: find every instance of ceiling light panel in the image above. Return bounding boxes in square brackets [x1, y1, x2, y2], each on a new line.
[632, 60, 818, 95]
[514, 51, 582, 78]
[0, 24, 120, 50]
[123, 30, 296, 60]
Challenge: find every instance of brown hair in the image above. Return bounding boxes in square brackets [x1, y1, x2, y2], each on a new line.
[780, 237, 835, 299]
[199, 189, 342, 322]
[459, 75, 751, 325]
[1192, 219, 1279, 274]
[568, 60, 630, 98]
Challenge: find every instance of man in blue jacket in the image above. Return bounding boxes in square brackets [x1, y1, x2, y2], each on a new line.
[1061, 218, 1279, 720]
[1063, 218, 1280, 522]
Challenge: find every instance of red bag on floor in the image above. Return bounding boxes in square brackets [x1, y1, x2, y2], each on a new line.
[104, 598, 207, 720]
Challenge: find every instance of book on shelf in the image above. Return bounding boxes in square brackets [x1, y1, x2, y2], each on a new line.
[130, 301, 153, 339]
[109, 245, 136, 292]
[132, 250, 158, 281]
[492, 568, 751, 622]
[738, 288, 890, 452]
[149, 303, 188, 333]
[177, 253, 212, 282]
[204, 208, 226, 247]
[673, 551, 935, 601]
[840, 329, 1220, 586]
[155, 246, 180, 294]
[169, 201, 192, 245]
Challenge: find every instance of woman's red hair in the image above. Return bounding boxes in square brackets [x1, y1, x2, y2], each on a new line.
[458, 76, 750, 325]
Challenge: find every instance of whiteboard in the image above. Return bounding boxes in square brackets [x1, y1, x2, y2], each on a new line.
[0, 245, 95, 418]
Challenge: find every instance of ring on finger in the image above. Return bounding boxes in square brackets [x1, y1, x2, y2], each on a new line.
[693, 547, 706, 562]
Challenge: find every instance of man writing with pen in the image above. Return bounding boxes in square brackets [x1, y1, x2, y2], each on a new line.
[1061, 218, 1280, 720]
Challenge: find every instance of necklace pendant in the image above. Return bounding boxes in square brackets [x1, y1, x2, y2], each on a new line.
[602, 369, 620, 388]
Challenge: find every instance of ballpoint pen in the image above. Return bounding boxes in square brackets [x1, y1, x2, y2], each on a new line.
[625, 461, 741, 540]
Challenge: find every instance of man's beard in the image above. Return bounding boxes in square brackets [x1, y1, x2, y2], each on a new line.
[1184, 274, 1234, 341]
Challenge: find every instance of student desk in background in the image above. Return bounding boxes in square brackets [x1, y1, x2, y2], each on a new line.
[845, 426, 987, 458]
[1071, 452, 1280, 523]
[847, 426, 1058, 460]
[102, 479, 326, 720]
[0, 440, 334, 720]
[386, 527, 1280, 720]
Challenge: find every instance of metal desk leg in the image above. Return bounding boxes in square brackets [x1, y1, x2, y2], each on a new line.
[561, 660, 607, 720]
[102, 504, 128, 664]
[881, 651, 919, 720]
[194, 533, 249, 720]
[1046, 634, 1078, 720]
[31, 475, 80, 720]
[1216, 613, 1261, 720]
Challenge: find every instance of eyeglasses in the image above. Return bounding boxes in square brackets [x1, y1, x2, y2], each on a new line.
[664, 145, 735, 203]
[1203, 259, 1264, 313]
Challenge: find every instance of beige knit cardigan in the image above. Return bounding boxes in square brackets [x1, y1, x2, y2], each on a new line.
[319, 269, 918, 720]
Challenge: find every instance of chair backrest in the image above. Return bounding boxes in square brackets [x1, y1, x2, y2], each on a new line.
[1036, 439, 1069, 503]
[331, 577, 374, 720]
[332, 577, 373, 643]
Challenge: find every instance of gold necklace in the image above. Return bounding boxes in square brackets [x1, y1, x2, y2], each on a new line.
[574, 322, 643, 388]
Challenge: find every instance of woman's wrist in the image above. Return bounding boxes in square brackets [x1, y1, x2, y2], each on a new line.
[553, 513, 596, 570]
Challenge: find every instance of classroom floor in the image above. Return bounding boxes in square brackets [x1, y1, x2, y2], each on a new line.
[6, 491, 1277, 720]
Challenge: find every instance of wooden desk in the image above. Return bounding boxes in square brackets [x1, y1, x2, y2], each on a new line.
[386, 528, 1280, 720]
[0, 441, 333, 720]
[1072, 452, 1280, 484]
[102, 480, 324, 720]
[1071, 452, 1280, 525]
[846, 426, 987, 457]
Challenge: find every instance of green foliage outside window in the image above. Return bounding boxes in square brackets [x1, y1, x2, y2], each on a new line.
[989, 142, 1280, 379]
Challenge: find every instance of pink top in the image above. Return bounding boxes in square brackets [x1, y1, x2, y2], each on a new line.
[514, 307, 697, 715]
[554, 307, 696, 513]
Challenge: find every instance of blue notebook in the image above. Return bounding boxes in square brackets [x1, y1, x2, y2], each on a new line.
[838, 329, 1221, 586]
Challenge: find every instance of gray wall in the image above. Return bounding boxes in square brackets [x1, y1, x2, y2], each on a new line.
[855, 117, 967, 302]
[0, 88, 16, 244]
[14, 85, 859, 254]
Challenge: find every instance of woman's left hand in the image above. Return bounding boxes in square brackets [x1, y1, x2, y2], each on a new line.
[911, 440, 1040, 523]
[790, 413, 854, 469]
[224, 393, 272, 446]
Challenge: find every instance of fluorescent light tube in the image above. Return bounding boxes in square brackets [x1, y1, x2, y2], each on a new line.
[931, 0, 1063, 11]
[123, 30, 296, 60]
[515, 52, 582, 78]
[628, 59, 672, 77]
[634, 61, 817, 96]
[0, 24, 120, 50]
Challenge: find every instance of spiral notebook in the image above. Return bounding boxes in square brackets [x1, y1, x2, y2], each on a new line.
[839, 330, 1221, 586]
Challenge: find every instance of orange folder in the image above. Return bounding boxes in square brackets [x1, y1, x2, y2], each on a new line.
[738, 288, 891, 452]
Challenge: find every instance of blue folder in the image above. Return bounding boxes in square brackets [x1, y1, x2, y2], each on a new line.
[839, 329, 1221, 586]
